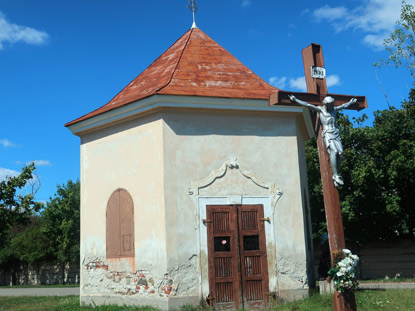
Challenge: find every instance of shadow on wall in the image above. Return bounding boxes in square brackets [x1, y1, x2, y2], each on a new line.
[163, 110, 297, 137]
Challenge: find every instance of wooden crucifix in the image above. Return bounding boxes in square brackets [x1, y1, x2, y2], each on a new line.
[270, 43, 367, 310]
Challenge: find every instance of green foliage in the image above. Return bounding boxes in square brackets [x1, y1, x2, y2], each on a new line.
[9, 217, 51, 264]
[0, 164, 43, 266]
[307, 98, 415, 244]
[375, 1, 415, 81]
[42, 180, 80, 264]
[0, 177, 80, 268]
[310, 2, 415, 243]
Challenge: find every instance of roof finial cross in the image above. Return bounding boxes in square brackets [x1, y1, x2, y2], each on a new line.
[187, 0, 199, 29]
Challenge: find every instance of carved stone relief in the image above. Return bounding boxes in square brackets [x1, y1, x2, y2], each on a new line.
[185, 156, 283, 214]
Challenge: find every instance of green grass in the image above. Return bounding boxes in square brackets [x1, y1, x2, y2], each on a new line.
[0, 290, 414, 311]
[272, 290, 415, 311]
[0, 284, 80, 288]
[0, 296, 157, 311]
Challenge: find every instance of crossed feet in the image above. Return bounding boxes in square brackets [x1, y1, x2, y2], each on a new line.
[333, 175, 344, 188]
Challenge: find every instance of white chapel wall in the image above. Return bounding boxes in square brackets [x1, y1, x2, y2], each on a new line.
[79, 114, 168, 300]
[162, 107, 311, 300]
[76, 99, 313, 305]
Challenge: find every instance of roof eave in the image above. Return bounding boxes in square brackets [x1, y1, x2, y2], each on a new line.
[66, 94, 309, 137]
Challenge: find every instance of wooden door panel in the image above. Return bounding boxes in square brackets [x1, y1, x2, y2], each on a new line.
[106, 190, 120, 257]
[119, 189, 134, 257]
[207, 205, 240, 309]
[238, 205, 269, 309]
[244, 255, 262, 276]
[207, 204, 269, 309]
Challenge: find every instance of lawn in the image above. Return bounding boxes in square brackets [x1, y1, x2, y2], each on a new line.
[272, 289, 415, 311]
[0, 290, 414, 311]
[0, 296, 154, 311]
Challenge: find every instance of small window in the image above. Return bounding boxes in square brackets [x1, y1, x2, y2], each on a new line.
[214, 236, 231, 252]
[106, 189, 135, 258]
[243, 235, 259, 251]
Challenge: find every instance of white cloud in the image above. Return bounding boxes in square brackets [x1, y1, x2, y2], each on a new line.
[0, 139, 16, 147]
[28, 160, 53, 167]
[0, 167, 19, 181]
[287, 75, 340, 91]
[241, 0, 252, 8]
[289, 77, 307, 91]
[268, 76, 287, 89]
[311, 0, 415, 49]
[326, 75, 341, 87]
[362, 33, 389, 50]
[313, 5, 348, 22]
[0, 11, 49, 49]
[300, 9, 310, 16]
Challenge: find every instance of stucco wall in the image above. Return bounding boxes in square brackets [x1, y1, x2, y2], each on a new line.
[162, 108, 312, 301]
[76, 99, 313, 307]
[79, 114, 168, 299]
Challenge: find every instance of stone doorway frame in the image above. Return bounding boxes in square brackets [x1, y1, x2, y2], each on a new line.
[185, 156, 283, 301]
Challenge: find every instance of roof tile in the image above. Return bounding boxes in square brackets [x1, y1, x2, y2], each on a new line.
[66, 28, 277, 126]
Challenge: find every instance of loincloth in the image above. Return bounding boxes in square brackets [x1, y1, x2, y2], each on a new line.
[322, 128, 343, 153]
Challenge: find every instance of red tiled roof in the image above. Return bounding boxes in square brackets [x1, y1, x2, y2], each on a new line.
[66, 28, 278, 126]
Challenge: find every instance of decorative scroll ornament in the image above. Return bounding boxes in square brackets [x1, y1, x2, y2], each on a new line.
[185, 156, 283, 212]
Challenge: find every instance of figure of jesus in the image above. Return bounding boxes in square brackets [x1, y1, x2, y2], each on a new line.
[288, 95, 357, 187]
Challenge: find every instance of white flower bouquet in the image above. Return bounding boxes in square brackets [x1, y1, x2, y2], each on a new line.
[328, 249, 359, 292]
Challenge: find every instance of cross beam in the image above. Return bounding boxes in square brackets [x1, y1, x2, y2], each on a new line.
[270, 91, 367, 111]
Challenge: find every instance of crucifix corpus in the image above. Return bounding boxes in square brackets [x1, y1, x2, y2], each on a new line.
[270, 43, 367, 310]
[288, 94, 356, 187]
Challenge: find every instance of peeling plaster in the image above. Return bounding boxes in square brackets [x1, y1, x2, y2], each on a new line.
[276, 254, 309, 290]
[82, 256, 199, 298]
[83, 258, 160, 297]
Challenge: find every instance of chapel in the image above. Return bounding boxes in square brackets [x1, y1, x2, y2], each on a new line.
[66, 26, 315, 310]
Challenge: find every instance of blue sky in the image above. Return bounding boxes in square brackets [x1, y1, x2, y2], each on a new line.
[0, 0, 413, 203]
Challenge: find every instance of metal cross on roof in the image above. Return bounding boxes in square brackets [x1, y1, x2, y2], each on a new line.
[187, 0, 199, 29]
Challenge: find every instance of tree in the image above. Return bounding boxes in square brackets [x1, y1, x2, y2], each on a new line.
[0, 164, 43, 266]
[42, 180, 80, 264]
[375, 1, 415, 81]
[309, 0, 415, 245]
[371, 94, 415, 238]
[307, 104, 415, 244]
[9, 216, 51, 264]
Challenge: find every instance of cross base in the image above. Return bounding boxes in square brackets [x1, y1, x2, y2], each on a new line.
[333, 290, 357, 311]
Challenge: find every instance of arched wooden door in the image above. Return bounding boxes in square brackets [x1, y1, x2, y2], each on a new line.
[106, 189, 135, 258]
[206, 204, 269, 309]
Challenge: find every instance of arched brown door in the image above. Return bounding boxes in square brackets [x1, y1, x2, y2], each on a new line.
[106, 189, 135, 258]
